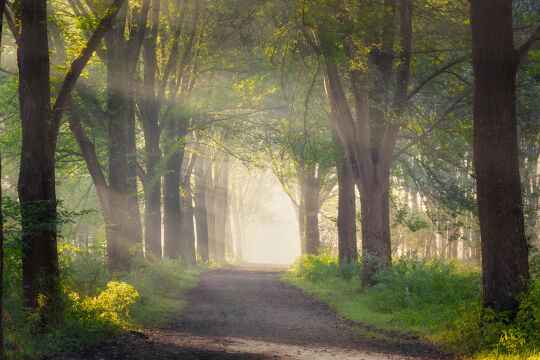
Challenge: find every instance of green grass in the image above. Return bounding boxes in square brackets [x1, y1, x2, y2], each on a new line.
[281, 253, 540, 360]
[127, 260, 204, 328]
[3, 244, 209, 359]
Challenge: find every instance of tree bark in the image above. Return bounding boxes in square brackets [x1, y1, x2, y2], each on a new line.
[358, 170, 392, 286]
[336, 148, 358, 265]
[140, 0, 162, 259]
[141, 119, 161, 258]
[17, 0, 62, 323]
[163, 116, 187, 258]
[468, 0, 530, 313]
[126, 97, 143, 255]
[225, 213, 233, 257]
[105, 21, 135, 271]
[232, 210, 243, 259]
[213, 162, 230, 261]
[103, 0, 148, 270]
[298, 193, 306, 255]
[301, 167, 321, 255]
[182, 183, 197, 266]
[204, 161, 217, 259]
[194, 160, 209, 262]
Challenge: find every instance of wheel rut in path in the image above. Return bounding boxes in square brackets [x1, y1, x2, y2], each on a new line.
[61, 266, 452, 359]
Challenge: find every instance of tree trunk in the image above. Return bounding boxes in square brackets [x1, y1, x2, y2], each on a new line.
[194, 160, 209, 262]
[17, 0, 62, 323]
[302, 170, 320, 255]
[225, 214, 233, 257]
[298, 193, 306, 255]
[142, 121, 161, 259]
[105, 35, 134, 272]
[126, 97, 143, 255]
[318, 0, 412, 286]
[232, 210, 244, 259]
[182, 183, 197, 266]
[214, 162, 230, 261]
[103, 0, 149, 270]
[204, 161, 217, 259]
[336, 150, 358, 265]
[140, 0, 161, 259]
[163, 116, 187, 258]
[358, 169, 392, 287]
[468, 0, 529, 313]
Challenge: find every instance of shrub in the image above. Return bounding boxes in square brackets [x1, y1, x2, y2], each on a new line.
[293, 251, 361, 282]
[446, 251, 540, 357]
[71, 281, 139, 327]
[368, 258, 480, 318]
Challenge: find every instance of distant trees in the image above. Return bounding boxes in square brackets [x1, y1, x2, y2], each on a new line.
[68, 0, 204, 268]
[270, 119, 337, 256]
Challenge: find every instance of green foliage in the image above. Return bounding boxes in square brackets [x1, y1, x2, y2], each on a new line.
[393, 206, 430, 232]
[3, 238, 203, 358]
[63, 238, 108, 296]
[126, 258, 200, 328]
[369, 258, 479, 321]
[286, 254, 540, 359]
[7, 280, 138, 359]
[444, 251, 540, 359]
[293, 252, 361, 282]
[70, 282, 139, 327]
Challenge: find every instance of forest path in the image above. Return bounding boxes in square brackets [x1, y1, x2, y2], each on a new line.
[64, 266, 451, 360]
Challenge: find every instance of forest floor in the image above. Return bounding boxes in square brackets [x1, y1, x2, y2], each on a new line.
[56, 265, 453, 360]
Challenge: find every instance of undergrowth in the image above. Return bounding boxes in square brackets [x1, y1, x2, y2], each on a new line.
[284, 252, 540, 360]
[3, 237, 206, 359]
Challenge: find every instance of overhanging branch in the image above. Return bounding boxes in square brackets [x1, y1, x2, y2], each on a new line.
[52, 0, 127, 125]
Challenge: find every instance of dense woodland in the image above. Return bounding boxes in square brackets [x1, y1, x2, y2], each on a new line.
[0, 0, 538, 358]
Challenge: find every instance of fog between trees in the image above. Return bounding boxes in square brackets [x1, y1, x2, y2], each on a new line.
[0, 0, 538, 357]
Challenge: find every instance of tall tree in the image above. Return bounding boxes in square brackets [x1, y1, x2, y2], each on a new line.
[335, 141, 358, 265]
[314, 0, 413, 285]
[139, 0, 162, 259]
[161, 0, 200, 259]
[213, 160, 231, 260]
[467, 0, 539, 313]
[194, 156, 209, 262]
[104, 0, 149, 270]
[181, 151, 198, 266]
[16, 0, 125, 323]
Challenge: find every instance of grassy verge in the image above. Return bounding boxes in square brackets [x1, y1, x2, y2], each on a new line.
[3, 241, 209, 359]
[280, 253, 540, 360]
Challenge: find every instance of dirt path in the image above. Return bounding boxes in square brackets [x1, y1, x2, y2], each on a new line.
[62, 266, 452, 360]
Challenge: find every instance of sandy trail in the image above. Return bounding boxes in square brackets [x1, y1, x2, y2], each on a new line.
[60, 266, 451, 360]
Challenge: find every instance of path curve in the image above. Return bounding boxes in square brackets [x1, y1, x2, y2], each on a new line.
[62, 266, 452, 359]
